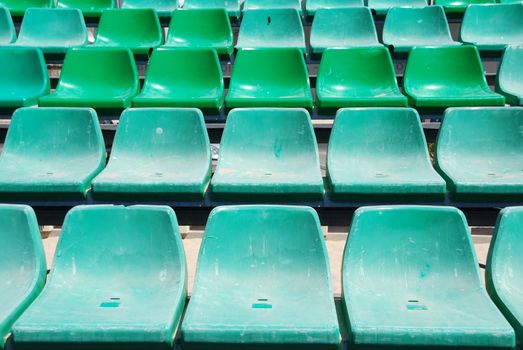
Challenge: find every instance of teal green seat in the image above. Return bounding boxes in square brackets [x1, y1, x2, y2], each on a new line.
[0, 205, 46, 350]
[306, 0, 363, 17]
[236, 9, 305, 52]
[243, 0, 302, 14]
[226, 49, 312, 108]
[310, 8, 380, 56]
[0, 47, 49, 108]
[165, 9, 233, 56]
[460, 3, 523, 51]
[121, 0, 178, 17]
[404, 46, 505, 108]
[14, 8, 87, 54]
[56, 0, 115, 17]
[12, 205, 187, 350]
[317, 48, 407, 108]
[211, 109, 323, 201]
[344, 206, 515, 350]
[133, 48, 224, 109]
[0, 7, 15, 44]
[92, 108, 211, 201]
[383, 6, 460, 52]
[328, 108, 446, 201]
[183, 0, 241, 18]
[497, 45, 523, 106]
[434, 0, 496, 13]
[436, 107, 523, 202]
[0, 108, 105, 200]
[181, 205, 340, 350]
[0, 0, 53, 16]
[368, 0, 427, 15]
[94, 9, 163, 55]
[500, 0, 523, 2]
[39, 48, 139, 108]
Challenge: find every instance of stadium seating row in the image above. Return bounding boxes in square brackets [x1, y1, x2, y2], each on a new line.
[1, 204, 523, 350]
[0, 106, 522, 202]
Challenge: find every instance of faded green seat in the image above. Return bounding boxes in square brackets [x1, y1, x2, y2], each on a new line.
[0, 7, 15, 44]
[243, 0, 302, 14]
[0, 108, 105, 200]
[211, 109, 323, 201]
[383, 6, 460, 52]
[434, 0, 496, 13]
[436, 107, 523, 202]
[460, 3, 523, 51]
[133, 48, 224, 109]
[310, 8, 380, 56]
[94, 9, 163, 55]
[404, 46, 505, 108]
[237, 9, 305, 52]
[306, 0, 364, 17]
[12, 205, 187, 350]
[14, 8, 87, 54]
[165, 9, 233, 56]
[39, 48, 139, 108]
[181, 205, 340, 350]
[317, 48, 407, 108]
[121, 0, 178, 17]
[226, 49, 312, 108]
[368, 0, 427, 15]
[0, 0, 53, 16]
[0, 47, 49, 108]
[92, 108, 211, 201]
[0, 205, 46, 350]
[344, 206, 515, 350]
[328, 108, 446, 201]
[56, 0, 115, 17]
[183, 0, 241, 19]
[497, 46, 523, 106]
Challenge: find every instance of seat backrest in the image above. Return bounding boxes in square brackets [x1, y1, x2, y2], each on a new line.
[461, 3, 523, 43]
[166, 8, 232, 46]
[0, 0, 54, 16]
[497, 45, 523, 100]
[368, 0, 427, 12]
[56, 0, 115, 15]
[121, 0, 178, 15]
[243, 0, 302, 11]
[183, 0, 240, 12]
[435, 0, 496, 9]
[0, 6, 15, 44]
[0, 47, 49, 93]
[306, 0, 364, 16]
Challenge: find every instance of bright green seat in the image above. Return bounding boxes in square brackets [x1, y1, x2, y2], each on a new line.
[436, 107, 523, 202]
[368, 0, 427, 15]
[0, 0, 53, 16]
[12, 205, 187, 350]
[306, 0, 364, 17]
[404, 46, 505, 108]
[165, 9, 233, 57]
[14, 8, 87, 54]
[121, 0, 178, 17]
[94, 9, 163, 55]
[0, 108, 105, 200]
[344, 206, 515, 350]
[243, 0, 302, 14]
[328, 108, 446, 201]
[181, 205, 340, 350]
[226, 49, 312, 108]
[211, 109, 323, 201]
[183, 0, 241, 19]
[236, 9, 305, 52]
[460, 3, 523, 51]
[92, 108, 211, 201]
[434, 0, 496, 13]
[39, 48, 139, 108]
[0, 47, 49, 108]
[317, 48, 407, 108]
[0, 205, 46, 350]
[383, 6, 460, 52]
[497, 46, 523, 106]
[0, 7, 15, 44]
[133, 48, 224, 109]
[56, 0, 115, 17]
[310, 8, 380, 56]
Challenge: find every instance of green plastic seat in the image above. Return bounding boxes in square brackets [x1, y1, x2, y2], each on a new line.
[368, 0, 427, 15]
[226, 49, 312, 108]
[133, 48, 224, 109]
[121, 0, 178, 17]
[181, 205, 340, 350]
[0, 47, 49, 108]
[39, 48, 139, 109]
[14, 8, 87, 54]
[328, 108, 446, 201]
[0, 108, 105, 200]
[461, 4, 523, 51]
[434, 0, 496, 13]
[0, 0, 53, 16]
[243, 0, 302, 14]
[435, 107, 523, 202]
[344, 205, 515, 350]
[317, 48, 407, 108]
[56, 0, 115, 17]
[404, 46, 505, 108]
[0, 7, 15, 44]
[500, 0, 523, 2]
[383, 6, 460, 52]
[165, 9, 233, 56]
[211, 109, 323, 201]
[306, 0, 364, 17]
[183, 0, 241, 19]
[12, 205, 187, 350]
[236, 9, 305, 52]
[310, 8, 380, 56]
[92, 108, 211, 201]
[0, 205, 46, 350]
[94, 9, 163, 55]
[497, 46, 523, 106]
